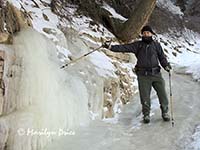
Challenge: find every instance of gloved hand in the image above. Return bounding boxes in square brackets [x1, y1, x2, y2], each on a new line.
[102, 41, 111, 49]
[164, 63, 172, 72]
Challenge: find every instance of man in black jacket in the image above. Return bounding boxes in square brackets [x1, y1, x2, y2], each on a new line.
[103, 25, 172, 123]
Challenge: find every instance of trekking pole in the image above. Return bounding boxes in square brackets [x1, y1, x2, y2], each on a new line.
[169, 70, 175, 127]
[60, 45, 102, 69]
[60, 39, 112, 69]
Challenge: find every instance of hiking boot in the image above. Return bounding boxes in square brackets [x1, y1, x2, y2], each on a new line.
[162, 113, 170, 121]
[143, 115, 150, 124]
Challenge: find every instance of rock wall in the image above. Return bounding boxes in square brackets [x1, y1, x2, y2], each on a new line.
[0, 1, 32, 44]
[0, 2, 33, 149]
[0, 1, 32, 116]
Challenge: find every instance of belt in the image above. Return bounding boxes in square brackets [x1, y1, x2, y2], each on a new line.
[135, 66, 160, 75]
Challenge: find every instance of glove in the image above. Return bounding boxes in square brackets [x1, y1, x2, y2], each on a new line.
[164, 63, 172, 72]
[102, 41, 111, 49]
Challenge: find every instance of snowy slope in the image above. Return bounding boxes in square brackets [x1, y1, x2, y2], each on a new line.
[155, 1, 200, 81]
[157, 28, 200, 81]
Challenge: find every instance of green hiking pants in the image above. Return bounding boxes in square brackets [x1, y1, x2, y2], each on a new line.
[137, 72, 169, 116]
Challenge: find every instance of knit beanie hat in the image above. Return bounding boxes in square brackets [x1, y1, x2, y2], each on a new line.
[141, 25, 156, 35]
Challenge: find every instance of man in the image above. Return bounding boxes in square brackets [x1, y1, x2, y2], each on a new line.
[102, 25, 172, 124]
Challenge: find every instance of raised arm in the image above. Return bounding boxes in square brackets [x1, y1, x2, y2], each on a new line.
[105, 42, 139, 54]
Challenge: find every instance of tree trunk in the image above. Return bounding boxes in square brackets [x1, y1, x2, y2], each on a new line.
[114, 0, 156, 42]
[100, 0, 156, 42]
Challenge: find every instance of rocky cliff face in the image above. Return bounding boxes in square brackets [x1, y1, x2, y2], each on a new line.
[0, 1, 32, 117]
[51, 0, 137, 18]
[52, 0, 200, 35]
[0, 1, 31, 44]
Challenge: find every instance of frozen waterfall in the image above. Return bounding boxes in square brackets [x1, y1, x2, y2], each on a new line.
[2, 28, 92, 150]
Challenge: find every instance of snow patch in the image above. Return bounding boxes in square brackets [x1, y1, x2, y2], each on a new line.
[157, 29, 200, 81]
[102, 114, 119, 124]
[186, 125, 200, 150]
[9, 0, 60, 42]
[89, 51, 117, 78]
[102, 3, 128, 21]
[157, 0, 184, 16]
[8, 0, 21, 9]
[56, 45, 72, 62]
[89, 111, 99, 120]
[187, 62, 200, 82]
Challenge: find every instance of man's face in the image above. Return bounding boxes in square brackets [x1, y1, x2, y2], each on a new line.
[142, 31, 153, 37]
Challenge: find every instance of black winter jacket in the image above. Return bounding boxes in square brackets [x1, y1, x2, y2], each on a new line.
[110, 40, 169, 69]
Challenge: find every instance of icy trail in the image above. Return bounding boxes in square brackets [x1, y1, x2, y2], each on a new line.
[44, 71, 200, 150]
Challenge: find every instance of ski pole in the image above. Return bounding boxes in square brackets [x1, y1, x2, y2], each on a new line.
[60, 45, 102, 69]
[169, 70, 175, 127]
